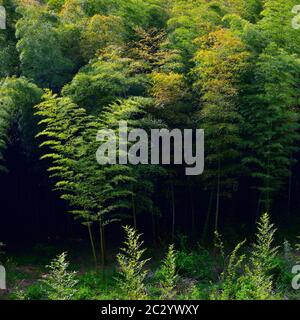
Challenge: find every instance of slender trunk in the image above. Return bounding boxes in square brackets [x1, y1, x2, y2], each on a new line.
[287, 169, 292, 217]
[87, 222, 97, 266]
[132, 194, 137, 229]
[266, 133, 271, 213]
[254, 193, 261, 231]
[99, 217, 105, 270]
[171, 183, 176, 243]
[151, 211, 156, 246]
[202, 191, 213, 242]
[215, 161, 221, 232]
[255, 194, 261, 220]
[188, 183, 195, 237]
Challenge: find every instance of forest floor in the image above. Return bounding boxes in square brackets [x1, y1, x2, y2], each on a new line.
[1, 240, 163, 300]
[1, 236, 300, 300]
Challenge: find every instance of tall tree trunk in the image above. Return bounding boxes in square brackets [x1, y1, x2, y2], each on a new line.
[87, 222, 97, 266]
[171, 183, 176, 243]
[287, 164, 292, 217]
[255, 193, 261, 227]
[151, 211, 157, 246]
[215, 160, 221, 232]
[265, 136, 271, 213]
[99, 217, 105, 270]
[132, 194, 137, 229]
[202, 191, 213, 242]
[188, 182, 195, 237]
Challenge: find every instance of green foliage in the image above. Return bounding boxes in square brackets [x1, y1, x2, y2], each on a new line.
[35, 92, 101, 223]
[62, 48, 148, 113]
[41, 252, 78, 300]
[176, 247, 216, 282]
[98, 96, 166, 221]
[211, 240, 246, 300]
[258, 0, 300, 54]
[6, 215, 300, 301]
[1, 0, 299, 235]
[2, 0, 300, 302]
[193, 28, 250, 230]
[241, 44, 300, 210]
[211, 213, 280, 300]
[73, 272, 105, 300]
[35, 91, 136, 265]
[275, 239, 297, 294]
[213, 231, 225, 260]
[13, 282, 46, 301]
[235, 213, 279, 300]
[115, 0, 168, 36]
[80, 14, 125, 62]
[167, 0, 223, 62]
[0, 77, 43, 169]
[0, 0, 20, 77]
[0, 96, 12, 172]
[158, 244, 178, 300]
[116, 226, 150, 300]
[16, 5, 74, 89]
[252, 213, 279, 271]
[296, 237, 300, 255]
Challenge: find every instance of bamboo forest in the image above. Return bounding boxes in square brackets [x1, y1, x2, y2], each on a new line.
[1, 0, 300, 302]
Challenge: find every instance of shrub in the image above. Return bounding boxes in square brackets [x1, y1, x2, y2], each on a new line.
[236, 213, 280, 300]
[270, 240, 295, 294]
[210, 213, 280, 300]
[13, 283, 46, 300]
[158, 244, 178, 300]
[41, 252, 78, 300]
[210, 239, 246, 300]
[176, 247, 216, 281]
[13, 288, 28, 300]
[116, 226, 150, 300]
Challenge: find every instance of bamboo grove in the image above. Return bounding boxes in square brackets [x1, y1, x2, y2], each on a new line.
[1, 0, 300, 263]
